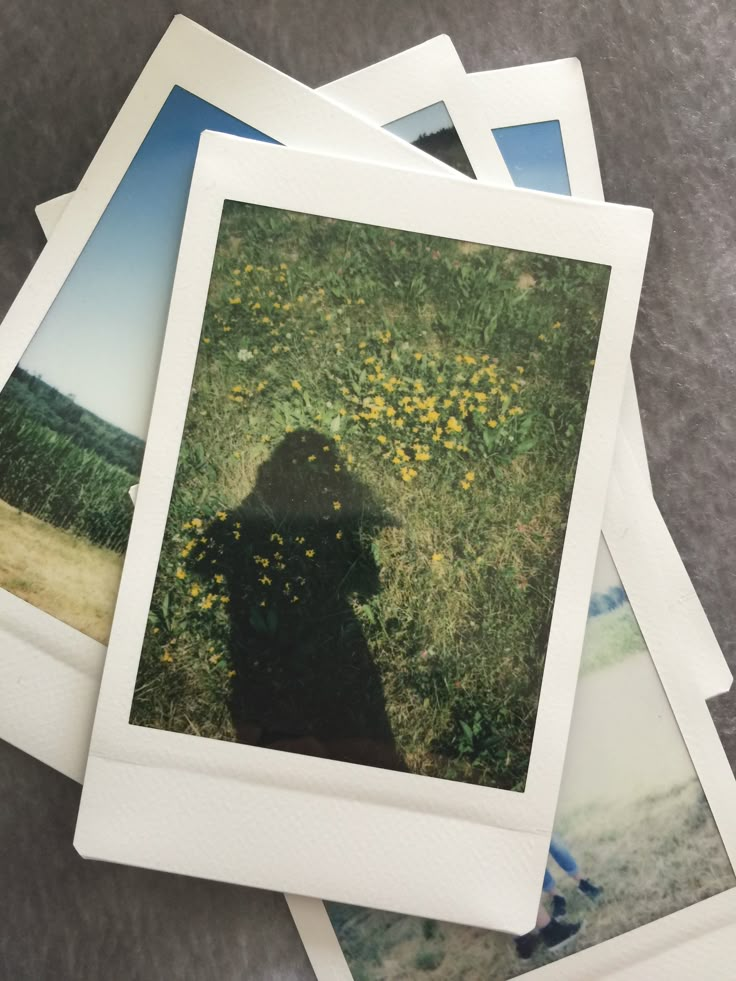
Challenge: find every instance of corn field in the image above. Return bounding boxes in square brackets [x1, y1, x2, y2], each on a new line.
[0, 400, 134, 553]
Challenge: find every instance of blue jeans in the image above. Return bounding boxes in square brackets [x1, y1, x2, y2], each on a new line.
[543, 836, 579, 893]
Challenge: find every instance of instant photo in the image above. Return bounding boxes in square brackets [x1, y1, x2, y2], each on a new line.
[75, 136, 651, 928]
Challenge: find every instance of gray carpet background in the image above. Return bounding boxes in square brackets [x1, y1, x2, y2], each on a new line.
[1, 2, 734, 978]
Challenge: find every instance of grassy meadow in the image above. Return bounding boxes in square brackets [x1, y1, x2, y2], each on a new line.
[132, 201, 610, 788]
[0, 367, 142, 636]
[327, 779, 735, 980]
[0, 499, 123, 644]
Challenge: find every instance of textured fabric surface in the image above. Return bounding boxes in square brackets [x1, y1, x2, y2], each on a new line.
[1, 1, 734, 978]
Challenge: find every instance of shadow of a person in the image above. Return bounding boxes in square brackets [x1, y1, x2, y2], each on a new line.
[202, 429, 405, 772]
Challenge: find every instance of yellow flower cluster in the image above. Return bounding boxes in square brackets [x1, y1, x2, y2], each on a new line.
[340, 337, 527, 487]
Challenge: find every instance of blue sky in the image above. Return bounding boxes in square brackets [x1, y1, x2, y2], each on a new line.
[492, 120, 571, 195]
[19, 86, 277, 439]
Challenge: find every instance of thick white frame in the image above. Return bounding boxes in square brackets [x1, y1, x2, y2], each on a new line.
[286, 435, 736, 979]
[0, 19, 475, 781]
[74, 132, 651, 932]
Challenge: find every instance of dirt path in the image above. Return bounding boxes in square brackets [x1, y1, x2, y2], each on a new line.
[0, 499, 123, 644]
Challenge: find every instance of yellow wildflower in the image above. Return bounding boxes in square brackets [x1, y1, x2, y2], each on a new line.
[175, 568, 186, 580]
[431, 553, 443, 563]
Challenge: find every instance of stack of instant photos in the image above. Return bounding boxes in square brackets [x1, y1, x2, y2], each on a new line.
[1, 16, 733, 980]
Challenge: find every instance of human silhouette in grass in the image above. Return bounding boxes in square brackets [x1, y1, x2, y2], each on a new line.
[203, 429, 404, 771]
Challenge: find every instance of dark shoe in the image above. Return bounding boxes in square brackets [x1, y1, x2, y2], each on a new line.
[539, 918, 581, 953]
[551, 894, 567, 918]
[578, 878, 602, 900]
[515, 931, 540, 960]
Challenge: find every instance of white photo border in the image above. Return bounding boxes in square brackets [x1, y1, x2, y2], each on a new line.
[74, 132, 651, 933]
[286, 435, 736, 980]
